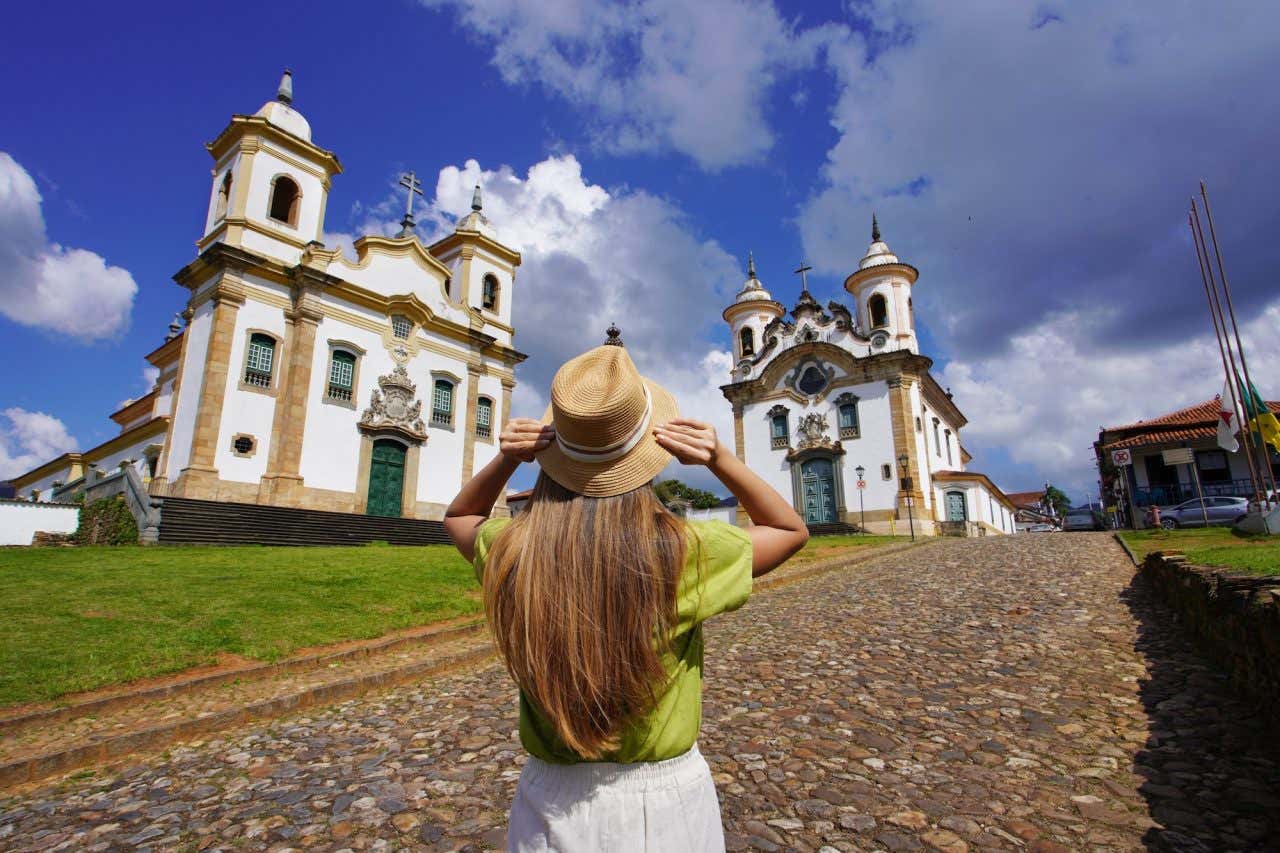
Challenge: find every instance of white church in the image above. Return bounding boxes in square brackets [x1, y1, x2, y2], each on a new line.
[10, 72, 1013, 541]
[720, 221, 1016, 536]
[11, 72, 524, 522]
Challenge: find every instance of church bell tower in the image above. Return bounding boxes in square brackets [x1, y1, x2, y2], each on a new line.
[843, 215, 919, 354]
[199, 71, 343, 265]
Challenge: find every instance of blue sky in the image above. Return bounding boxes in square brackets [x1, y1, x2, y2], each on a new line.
[3, 1, 1279, 503]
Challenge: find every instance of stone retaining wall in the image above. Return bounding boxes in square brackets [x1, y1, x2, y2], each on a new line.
[1141, 551, 1280, 707]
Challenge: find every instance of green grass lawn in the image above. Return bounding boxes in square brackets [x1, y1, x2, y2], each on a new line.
[791, 533, 906, 564]
[1120, 527, 1280, 577]
[0, 532, 911, 709]
[0, 544, 480, 708]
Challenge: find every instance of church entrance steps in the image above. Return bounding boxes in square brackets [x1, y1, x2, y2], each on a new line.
[805, 521, 864, 537]
[156, 497, 452, 546]
[0, 538, 927, 792]
[0, 618, 490, 790]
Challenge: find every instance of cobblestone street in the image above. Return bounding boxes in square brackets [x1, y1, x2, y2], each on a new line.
[3, 533, 1278, 852]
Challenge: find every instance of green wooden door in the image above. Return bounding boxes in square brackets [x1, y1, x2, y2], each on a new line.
[367, 439, 406, 517]
[801, 458, 837, 524]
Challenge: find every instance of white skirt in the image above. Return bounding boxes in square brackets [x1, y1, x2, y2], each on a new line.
[507, 744, 726, 852]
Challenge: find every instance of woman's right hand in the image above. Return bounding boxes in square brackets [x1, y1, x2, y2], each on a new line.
[500, 418, 555, 463]
[653, 419, 722, 467]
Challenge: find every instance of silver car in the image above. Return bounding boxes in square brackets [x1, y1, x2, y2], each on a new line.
[1159, 496, 1249, 529]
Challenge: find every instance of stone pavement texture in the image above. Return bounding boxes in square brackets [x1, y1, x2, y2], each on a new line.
[2, 532, 1278, 852]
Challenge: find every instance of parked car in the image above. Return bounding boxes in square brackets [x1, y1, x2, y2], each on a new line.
[1026, 523, 1058, 533]
[1062, 508, 1102, 531]
[1158, 496, 1249, 529]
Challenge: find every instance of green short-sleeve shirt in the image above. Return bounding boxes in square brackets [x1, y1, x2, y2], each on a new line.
[473, 517, 753, 764]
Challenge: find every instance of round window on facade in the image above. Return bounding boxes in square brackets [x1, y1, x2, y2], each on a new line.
[232, 435, 256, 457]
[797, 365, 828, 395]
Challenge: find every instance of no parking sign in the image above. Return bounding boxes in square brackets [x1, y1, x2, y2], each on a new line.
[1110, 448, 1132, 467]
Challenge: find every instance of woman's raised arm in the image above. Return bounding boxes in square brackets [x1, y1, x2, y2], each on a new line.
[653, 419, 808, 576]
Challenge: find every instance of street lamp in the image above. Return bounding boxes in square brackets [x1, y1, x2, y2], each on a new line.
[854, 464, 866, 533]
[897, 452, 916, 541]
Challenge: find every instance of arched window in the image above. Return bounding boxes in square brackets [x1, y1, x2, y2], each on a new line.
[881, 463, 892, 480]
[444, 276, 452, 297]
[215, 170, 232, 220]
[431, 379, 454, 426]
[482, 274, 499, 310]
[327, 350, 356, 401]
[915, 416, 922, 432]
[390, 314, 412, 340]
[932, 418, 941, 456]
[835, 393, 860, 439]
[869, 293, 889, 328]
[908, 297, 914, 329]
[476, 396, 493, 438]
[244, 333, 276, 388]
[944, 429, 953, 465]
[268, 175, 300, 226]
[768, 405, 789, 449]
[739, 327, 755, 357]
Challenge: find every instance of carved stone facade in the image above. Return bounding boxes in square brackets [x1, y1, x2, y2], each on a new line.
[359, 365, 427, 444]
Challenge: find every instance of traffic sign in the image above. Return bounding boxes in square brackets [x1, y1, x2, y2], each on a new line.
[856, 480, 866, 490]
[1111, 448, 1132, 467]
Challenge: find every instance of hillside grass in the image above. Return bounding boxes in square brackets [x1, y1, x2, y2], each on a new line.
[0, 544, 479, 707]
[1121, 527, 1280, 577]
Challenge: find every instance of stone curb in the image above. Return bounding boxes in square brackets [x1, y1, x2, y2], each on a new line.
[0, 619, 487, 736]
[1112, 532, 1139, 567]
[0, 539, 931, 791]
[0, 644, 497, 790]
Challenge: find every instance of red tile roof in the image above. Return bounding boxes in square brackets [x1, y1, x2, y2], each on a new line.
[1100, 397, 1280, 451]
[1004, 490, 1046, 508]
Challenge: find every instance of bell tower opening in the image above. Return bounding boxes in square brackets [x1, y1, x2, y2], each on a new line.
[268, 176, 301, 226]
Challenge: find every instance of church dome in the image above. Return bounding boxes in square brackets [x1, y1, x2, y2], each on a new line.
[858, 214, 900, 269]
[733, 252, 774, 303]
[254, 71, 312, 141]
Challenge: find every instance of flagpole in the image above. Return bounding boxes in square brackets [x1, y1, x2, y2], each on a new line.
[1200, 182, 1279, 504]
[1189, 202, 1262, 504]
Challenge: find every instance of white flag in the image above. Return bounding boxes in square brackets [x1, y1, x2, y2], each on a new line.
[1217, 384, 1239, 453]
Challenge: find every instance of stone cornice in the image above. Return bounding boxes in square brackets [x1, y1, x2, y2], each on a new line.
[206, 115, 343, 177]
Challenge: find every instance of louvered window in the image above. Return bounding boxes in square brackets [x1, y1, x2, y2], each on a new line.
[244, 334, 275, 387]
[432, 380, 453, 426]
[328, 350, 355, 401]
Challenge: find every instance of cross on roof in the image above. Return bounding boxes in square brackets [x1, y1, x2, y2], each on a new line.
[397, 171, 424, 237]
[794, 261, 813, 295]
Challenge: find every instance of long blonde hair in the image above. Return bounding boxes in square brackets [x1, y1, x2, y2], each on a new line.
[483, 472, 687, 758]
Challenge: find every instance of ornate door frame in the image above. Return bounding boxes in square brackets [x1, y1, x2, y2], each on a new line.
[354, 364, 428, 518]
[787, 446, 847, 524]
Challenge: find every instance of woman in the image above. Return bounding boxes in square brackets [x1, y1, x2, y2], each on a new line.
[444, 342, 808, 852]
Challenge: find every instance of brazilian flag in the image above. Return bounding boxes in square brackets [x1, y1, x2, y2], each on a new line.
[1238, 379, 1280, 454]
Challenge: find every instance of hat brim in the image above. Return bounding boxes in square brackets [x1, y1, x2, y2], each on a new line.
[536, 378, 679, 498]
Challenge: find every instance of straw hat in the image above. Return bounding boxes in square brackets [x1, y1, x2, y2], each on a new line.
[537, 341, 679, 497]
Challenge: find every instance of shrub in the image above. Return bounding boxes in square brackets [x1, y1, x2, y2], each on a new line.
[76, 496, 139, 546]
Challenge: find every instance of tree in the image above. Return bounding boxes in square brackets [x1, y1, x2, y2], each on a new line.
[654, 479, 720, 510]
[1043, 483, 1071, 519]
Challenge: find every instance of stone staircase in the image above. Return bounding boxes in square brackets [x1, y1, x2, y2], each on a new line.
[806, 521, 864, 537]
[156, 497, 453, 546]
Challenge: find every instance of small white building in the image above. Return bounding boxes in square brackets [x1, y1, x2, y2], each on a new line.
[720, 221, 1015, 536]
[11, 73, 525, 521]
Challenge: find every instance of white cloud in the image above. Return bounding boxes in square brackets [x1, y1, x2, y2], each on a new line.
[0, 408, 78, 481]
[418, 0, 826, 169]
[939, 298, 1280, 496]
[0, 153, 137, 342]
[338, 154, 746, 487]
[798, 1, 1280, 494]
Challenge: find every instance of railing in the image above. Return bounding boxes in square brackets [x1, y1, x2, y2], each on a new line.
[82, 466, 162, 544]
[1131, 478, 1258, 507]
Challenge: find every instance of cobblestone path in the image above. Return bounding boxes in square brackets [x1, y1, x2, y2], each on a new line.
[3, 533, 1278, 852]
